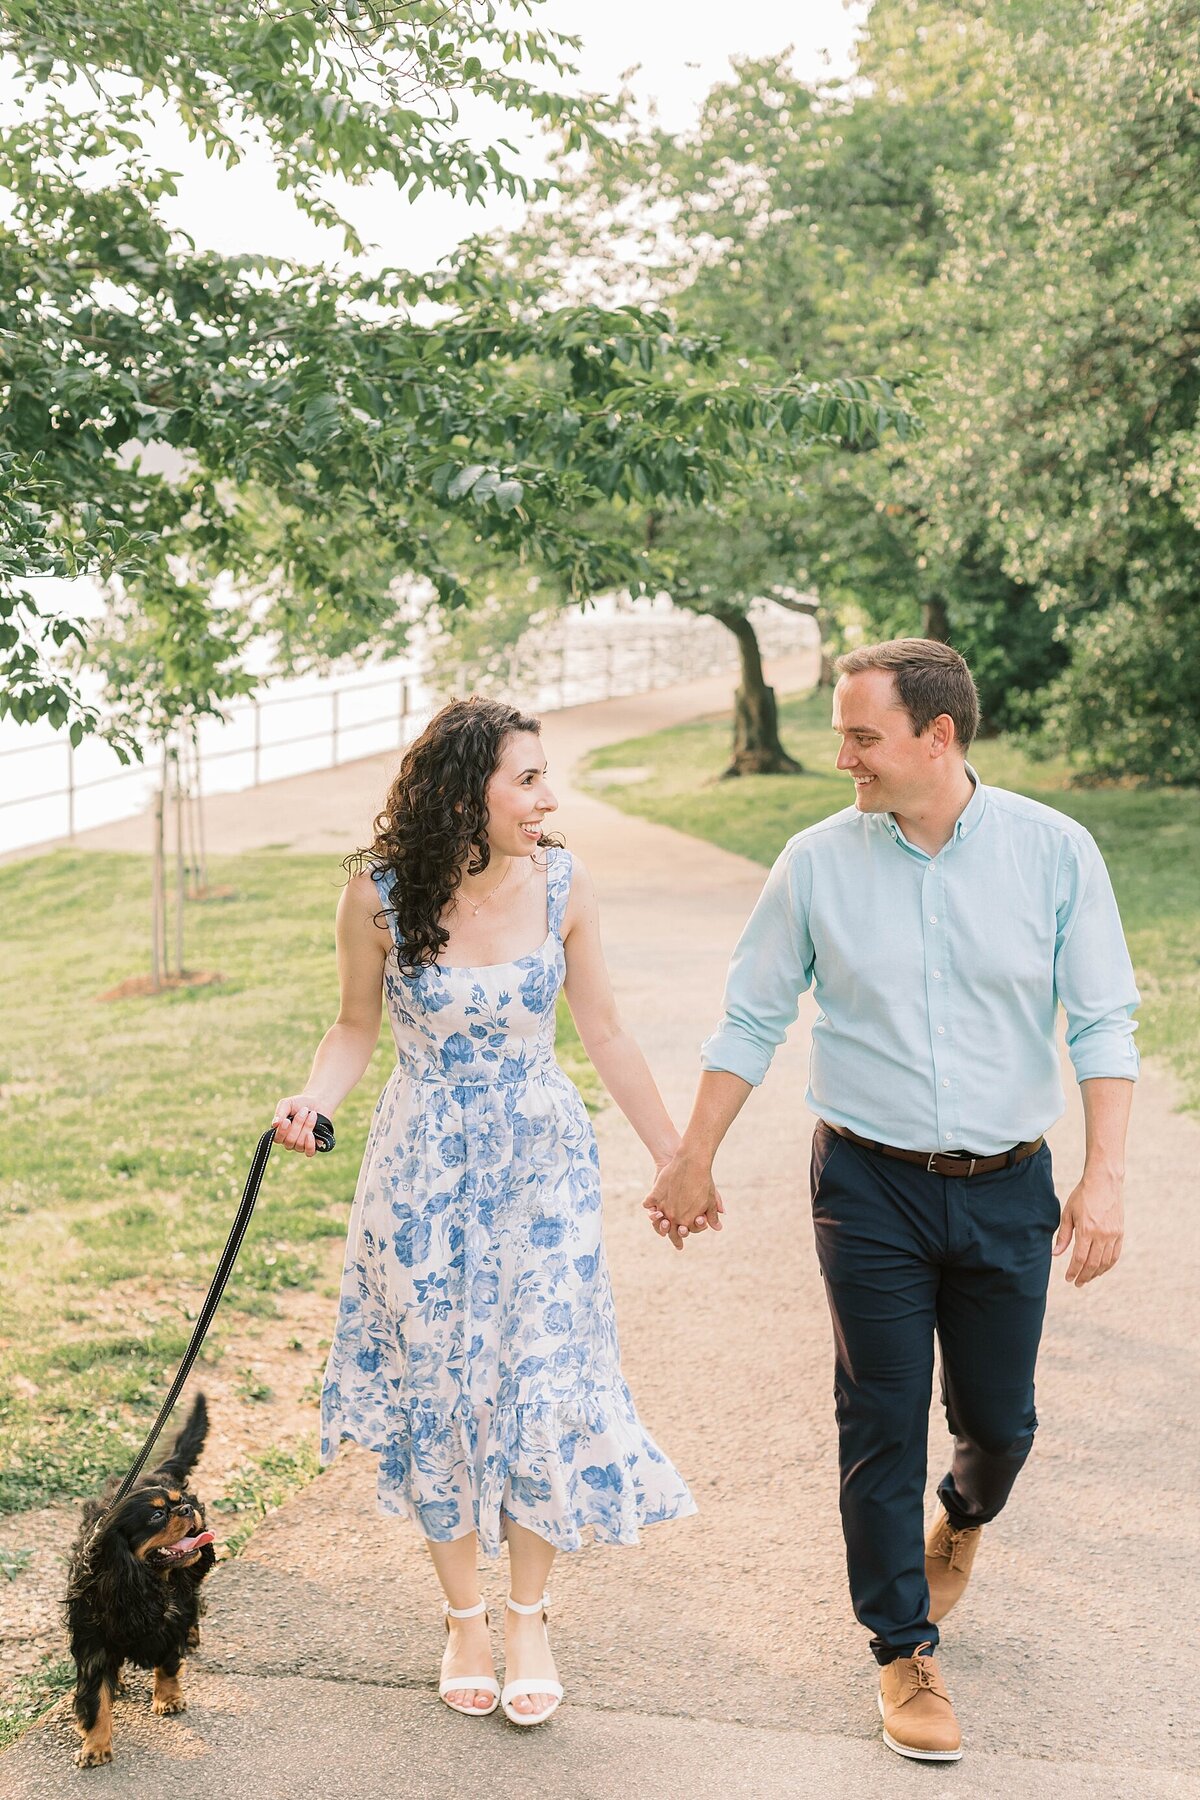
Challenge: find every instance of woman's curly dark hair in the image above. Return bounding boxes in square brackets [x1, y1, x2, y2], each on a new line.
[346, 695, 563, 973]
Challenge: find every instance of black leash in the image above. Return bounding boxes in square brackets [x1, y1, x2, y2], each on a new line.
[108, 1114, 335, 1508]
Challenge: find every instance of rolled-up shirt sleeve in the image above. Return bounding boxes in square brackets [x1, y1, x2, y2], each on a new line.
[700, 844, 815, 1086]
[1054, 830, 1140, 1083]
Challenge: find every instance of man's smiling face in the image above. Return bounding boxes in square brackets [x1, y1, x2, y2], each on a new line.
[832, 669, 942, 816]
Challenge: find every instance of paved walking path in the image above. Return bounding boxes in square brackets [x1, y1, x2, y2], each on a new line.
[4, 659, 1196, 1797]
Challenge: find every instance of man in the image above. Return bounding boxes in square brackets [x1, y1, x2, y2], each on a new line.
[646, 638, 1138, 1763]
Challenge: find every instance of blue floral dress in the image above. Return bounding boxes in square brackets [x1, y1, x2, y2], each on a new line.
[320, 847, 696, 1554]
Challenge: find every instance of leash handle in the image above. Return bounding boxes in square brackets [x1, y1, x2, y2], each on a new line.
[108, 1113, 335, 1507]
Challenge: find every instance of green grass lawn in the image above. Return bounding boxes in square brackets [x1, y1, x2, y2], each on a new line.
[583, 689, 1200, 1114]
[0, 850, 600, 1512]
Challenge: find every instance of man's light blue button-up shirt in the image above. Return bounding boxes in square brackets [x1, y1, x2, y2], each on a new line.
[700, 770, 1140, 1154]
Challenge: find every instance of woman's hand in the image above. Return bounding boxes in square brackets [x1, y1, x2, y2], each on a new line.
[644, 1149, 724, 1251]
[272, 1095, 327, 1157]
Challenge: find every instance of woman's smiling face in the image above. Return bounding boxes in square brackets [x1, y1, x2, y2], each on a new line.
[485, 730, 558, 857]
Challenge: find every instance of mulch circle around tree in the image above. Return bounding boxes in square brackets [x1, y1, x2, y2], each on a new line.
[95, 973, 224, 1002]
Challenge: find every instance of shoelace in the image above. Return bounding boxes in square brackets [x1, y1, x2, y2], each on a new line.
[896, 1645, 943, 1702]
[943, 1526, 976, 1572]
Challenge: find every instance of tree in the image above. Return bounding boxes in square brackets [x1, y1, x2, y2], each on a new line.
[0, 0, 913, 760]
[890, 0, 1200, 775]
[0, 0, 610, 732]
[0, 452, 147, 745]
[79, 572, 253, 987]
[466, 41, 941, 767]
[497, 2, 1200, 778]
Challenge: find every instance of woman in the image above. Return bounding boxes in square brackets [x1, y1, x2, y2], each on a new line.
[273, 696, 696, 1726]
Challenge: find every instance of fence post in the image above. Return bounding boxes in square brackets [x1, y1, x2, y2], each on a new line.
[252, 699, 262, 787]
[331, 688, 340, 768]
[192, 719, 208, 894]
[66, 739, 76, 839]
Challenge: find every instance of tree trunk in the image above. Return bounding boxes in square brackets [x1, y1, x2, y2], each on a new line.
[712, 607, 803, 778]
[922, 595, 951, 642]
[172, 747, 186, 977]
[815, 608, 837, 687]
[151, 774, 165, 992]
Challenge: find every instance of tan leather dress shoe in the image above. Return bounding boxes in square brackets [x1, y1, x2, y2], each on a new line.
[878, 1645, 963, 1761]
[925, 1508, 983, 1622]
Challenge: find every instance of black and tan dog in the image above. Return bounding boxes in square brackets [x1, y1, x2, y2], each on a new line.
[65, 1393, 217, 1767]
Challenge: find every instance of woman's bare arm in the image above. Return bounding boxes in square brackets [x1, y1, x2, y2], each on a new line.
[561, 856, 686, 1174]
[273, 872, 389, 1155]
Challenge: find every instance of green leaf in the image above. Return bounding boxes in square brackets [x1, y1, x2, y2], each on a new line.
[447, 464, 487, 501]
[470, 470, 501, 503]
[493, 479, 524, 513]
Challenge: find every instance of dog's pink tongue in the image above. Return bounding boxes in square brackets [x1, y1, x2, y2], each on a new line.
[174, 1531, 215, 1552]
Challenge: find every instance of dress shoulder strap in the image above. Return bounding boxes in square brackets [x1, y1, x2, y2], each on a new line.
[545, 846, 573, 941]
[370, 863, 401, 951]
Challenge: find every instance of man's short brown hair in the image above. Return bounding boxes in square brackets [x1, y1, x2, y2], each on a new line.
[835, 637, 980, 751]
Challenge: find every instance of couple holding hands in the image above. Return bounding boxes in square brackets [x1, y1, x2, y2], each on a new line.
[273, 638, 1137, 1761]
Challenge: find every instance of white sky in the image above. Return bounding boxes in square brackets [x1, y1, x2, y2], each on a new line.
[139, 1, 868, 272]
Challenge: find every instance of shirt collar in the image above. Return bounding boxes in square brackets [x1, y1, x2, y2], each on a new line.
[882, 763, 986, 852]
[954, 764, 986, 840]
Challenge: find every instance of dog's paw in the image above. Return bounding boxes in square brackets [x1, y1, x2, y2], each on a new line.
[74, 1743, 113, 1768]
[151, 1693, 187, 1716]
[186, 1624, 201, 1649]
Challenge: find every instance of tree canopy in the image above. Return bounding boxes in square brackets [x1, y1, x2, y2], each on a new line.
[495, 0, 1199, 780]
[0, 0, 914, 746]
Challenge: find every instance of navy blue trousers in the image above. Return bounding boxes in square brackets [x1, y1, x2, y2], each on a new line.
[809, 1121, 1059, 1664]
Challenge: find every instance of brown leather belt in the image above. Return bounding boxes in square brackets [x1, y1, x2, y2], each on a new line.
[821, 1120, 1044, 1179]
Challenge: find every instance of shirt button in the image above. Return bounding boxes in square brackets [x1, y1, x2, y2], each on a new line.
[944, 1132, 954, 1141]
[936, 1026, 946, 1036]
[929, 914, 938, 924]
[932, 970, 942, 980]
[942, 1079, 950, 1088]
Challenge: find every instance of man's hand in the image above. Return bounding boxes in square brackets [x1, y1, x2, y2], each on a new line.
[643, 1149, 724, 1252]
[1053, 1172, 1124, 1286]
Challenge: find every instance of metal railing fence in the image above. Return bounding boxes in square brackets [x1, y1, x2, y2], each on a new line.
[0, 604, 816, 854]
[0, 673, 414, 843]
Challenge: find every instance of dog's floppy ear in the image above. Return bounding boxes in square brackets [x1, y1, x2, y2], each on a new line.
[78, 1504, 147, 1613]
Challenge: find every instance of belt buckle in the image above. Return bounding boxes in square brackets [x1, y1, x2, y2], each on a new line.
[930, 1151, 977, 1177]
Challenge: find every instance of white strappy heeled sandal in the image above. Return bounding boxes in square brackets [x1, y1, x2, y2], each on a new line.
[501, 1592, 564, 1726]
[438, 1598, 500, 1717]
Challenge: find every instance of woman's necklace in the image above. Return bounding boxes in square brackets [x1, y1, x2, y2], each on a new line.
[458, 858, 512, 916]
